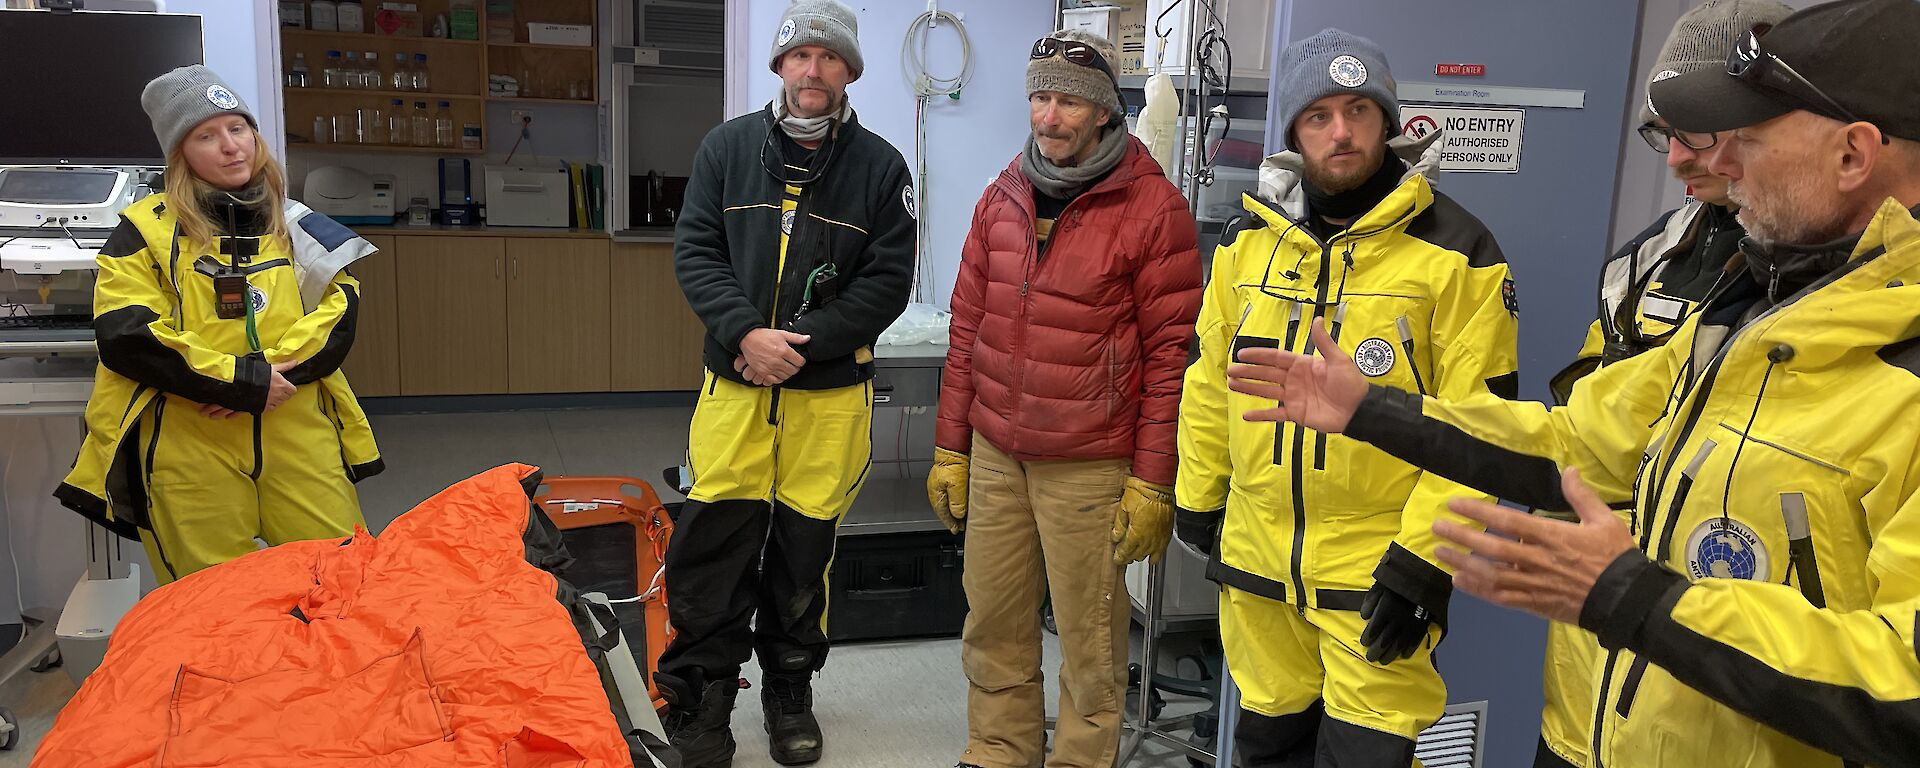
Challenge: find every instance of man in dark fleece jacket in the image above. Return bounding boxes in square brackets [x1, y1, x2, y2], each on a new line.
[659, 2, 913, 767]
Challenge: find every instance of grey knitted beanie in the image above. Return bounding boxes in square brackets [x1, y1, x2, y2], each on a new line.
[141, 65, 257, 156]
[1642, 0, 1794, 124]
[768, 0, 864, 82]
[1026, 29, 1122, 118]
[1273, 29, 1398, 151]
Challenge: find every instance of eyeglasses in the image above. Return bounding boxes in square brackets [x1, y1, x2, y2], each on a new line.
[1638, 123, 1718, 153]
[1727, 27, 1872, 130]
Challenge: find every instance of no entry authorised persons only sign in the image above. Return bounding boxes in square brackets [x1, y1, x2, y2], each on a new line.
[1398, 105, 1525, 173]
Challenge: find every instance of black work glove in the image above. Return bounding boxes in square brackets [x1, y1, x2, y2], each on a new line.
[1358, 582, 1436, 664]
[1173, 507, 1222, 557]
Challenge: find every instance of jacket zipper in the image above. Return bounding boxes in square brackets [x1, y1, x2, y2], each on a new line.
[1590, 260, 1843, 761]
[1288, 238, 1335, 611]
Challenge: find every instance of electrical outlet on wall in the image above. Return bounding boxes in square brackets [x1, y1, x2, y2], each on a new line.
[511, 109, 533, 124]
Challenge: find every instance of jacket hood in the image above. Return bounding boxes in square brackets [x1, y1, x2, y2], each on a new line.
[1256, 129, 1444, 222]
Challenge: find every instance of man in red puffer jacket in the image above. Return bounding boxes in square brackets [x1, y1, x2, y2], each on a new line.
[927, 28, 1201, 768]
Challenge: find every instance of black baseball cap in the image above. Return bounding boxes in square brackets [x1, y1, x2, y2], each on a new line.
[1652, 0, 1920, 141]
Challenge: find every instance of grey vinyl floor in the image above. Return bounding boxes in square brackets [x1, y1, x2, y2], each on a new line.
[0, 406, 1213, 767]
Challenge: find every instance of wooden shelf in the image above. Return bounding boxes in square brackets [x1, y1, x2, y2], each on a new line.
[290, 142, 486, 156]
[487, 41, 595, 51]
[284, 29, 482, 46]
[487, 96, 597, 106]
[287, 87, 483, 100]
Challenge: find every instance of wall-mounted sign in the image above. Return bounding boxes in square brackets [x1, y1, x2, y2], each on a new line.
[1400, 105, 1525, 174]
[1398, 82, 1585, 109]
[1435, 63, 1486, 77]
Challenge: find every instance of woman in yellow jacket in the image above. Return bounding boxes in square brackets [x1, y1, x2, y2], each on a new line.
[55, 65, 382, 584]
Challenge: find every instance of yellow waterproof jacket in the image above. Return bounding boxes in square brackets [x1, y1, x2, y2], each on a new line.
[1345, 198, 1920, 767]
[55, 194, 382, 539]
[1176, 134, 1519, 617]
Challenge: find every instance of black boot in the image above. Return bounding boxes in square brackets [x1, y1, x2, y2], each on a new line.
[762, 672, 823, 765]
[659, 673, 738, 768]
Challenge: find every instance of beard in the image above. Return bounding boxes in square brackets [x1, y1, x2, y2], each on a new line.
[1303, 141, 1385, 194]
[1728, 172, 1849, 246]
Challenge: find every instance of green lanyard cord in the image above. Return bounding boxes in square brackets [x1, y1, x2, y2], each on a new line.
[243, 283, 262, 353]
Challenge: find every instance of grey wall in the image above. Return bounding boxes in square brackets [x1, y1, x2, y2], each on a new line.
[1267, 1, 1645, 765]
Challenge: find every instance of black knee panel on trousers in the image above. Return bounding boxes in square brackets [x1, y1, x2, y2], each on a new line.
[1534, 737, 1579, 768]
[1315, 716, 1416, 767]
[1236, 701, 1324, 768]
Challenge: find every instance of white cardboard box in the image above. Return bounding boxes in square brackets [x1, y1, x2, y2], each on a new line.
[528, 22, 592, 46]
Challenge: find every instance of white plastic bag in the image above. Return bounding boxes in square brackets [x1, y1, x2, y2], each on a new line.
[1136, 72, 1180, 179]
[878, 302, 951, 347]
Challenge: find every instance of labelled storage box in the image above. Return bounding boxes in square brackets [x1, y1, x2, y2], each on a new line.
[828, 529, 967, 643]
[529, 22, 592, 46]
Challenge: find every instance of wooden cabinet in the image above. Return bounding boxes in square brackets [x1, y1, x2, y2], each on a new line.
[345, 233, 703, 397]
[507, 238, 611, 393]
[611, 243, 706, 392]
[341, 235, 401, 396]
[394, 235, 509, 395]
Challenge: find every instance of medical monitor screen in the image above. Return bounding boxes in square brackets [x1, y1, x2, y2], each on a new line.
[0, 10, 203, 165]
[0, 168, 120, 205]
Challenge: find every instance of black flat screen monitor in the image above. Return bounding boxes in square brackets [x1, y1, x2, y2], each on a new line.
[0, 10, 203, 165]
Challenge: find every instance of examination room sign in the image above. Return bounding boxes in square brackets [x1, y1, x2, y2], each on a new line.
[1397, 105, 1525, 173]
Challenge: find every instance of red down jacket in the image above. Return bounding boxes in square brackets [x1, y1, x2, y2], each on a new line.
[936, 136, 1201, 485]
[33, 464, 635, 767]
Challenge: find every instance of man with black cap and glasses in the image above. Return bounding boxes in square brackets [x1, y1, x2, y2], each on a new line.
[1224, 1, 1920, 766]
[1537, 3, 1790, 767]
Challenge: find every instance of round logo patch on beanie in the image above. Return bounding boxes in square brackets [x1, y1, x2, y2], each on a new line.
[777, 18, 798, 47]
[205, 84, 240, 110]
[1329, 55, 1368, 88]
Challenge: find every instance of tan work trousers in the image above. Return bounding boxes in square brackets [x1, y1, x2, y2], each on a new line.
[959, 436, 1131, 768]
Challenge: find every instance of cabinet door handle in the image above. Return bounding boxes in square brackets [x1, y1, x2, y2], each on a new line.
[514, 256, 521, 278]
[495, 256, 502, 280]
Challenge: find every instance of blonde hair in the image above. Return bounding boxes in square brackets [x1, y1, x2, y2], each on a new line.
[164, 130, 289, 251]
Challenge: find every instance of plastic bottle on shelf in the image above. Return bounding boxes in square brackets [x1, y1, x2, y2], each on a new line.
[341, 52, 362, 88]
[363, 51, 380, 89]
[434, 101, 455, 148]
[337, 0, 366, 33]
[391, 52, 410, 91]
[322, 50, 344, 88]
[387, 99, 409, 145]
[285, 52, 310, 88]
[357, 103, 383, 144]
[410, 101, 431, 147]
[312, 115, 331, 145]
[309, 0, 338, 31]
[410, 53, 430, 92]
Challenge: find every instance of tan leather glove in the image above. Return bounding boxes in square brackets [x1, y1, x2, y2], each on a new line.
[927, 447, 970, 533]
[1111, 476, 1174, 564]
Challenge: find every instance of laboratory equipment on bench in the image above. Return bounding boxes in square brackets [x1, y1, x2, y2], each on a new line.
[0, 162, 153, 693]
[484, 165, 572, 228]
[439, 158, 478, 226]
[303, 166, 397, 225]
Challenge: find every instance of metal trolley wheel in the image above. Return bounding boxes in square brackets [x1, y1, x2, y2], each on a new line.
[1, 706, 19, 751]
